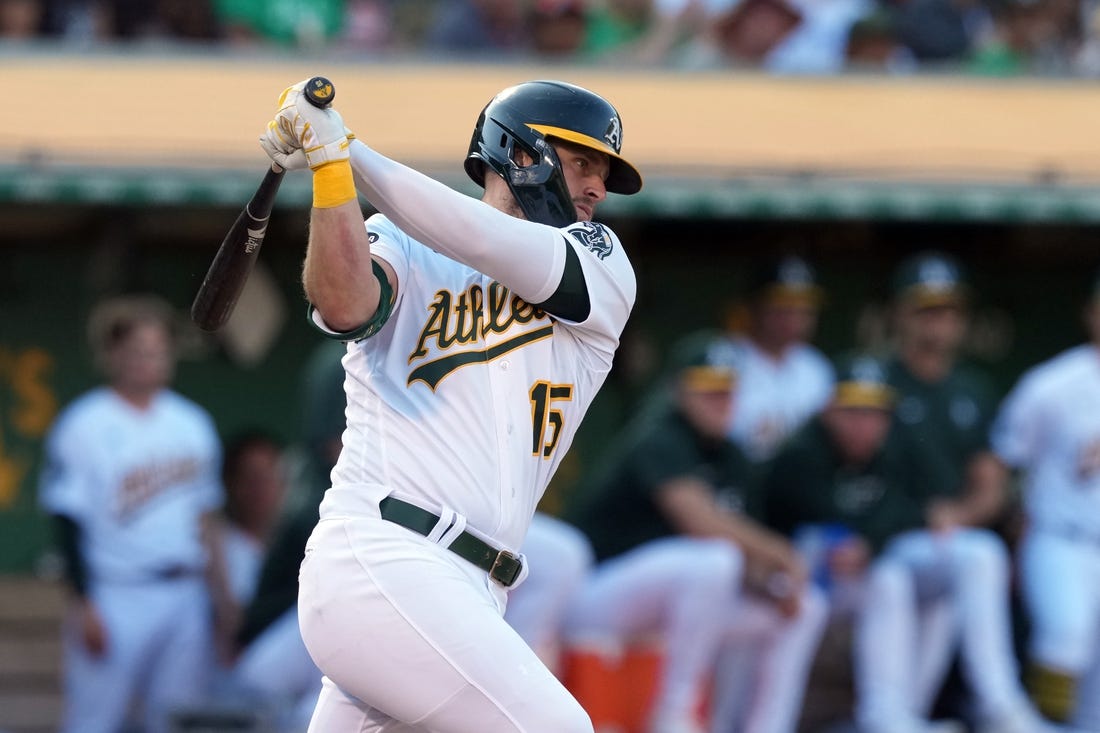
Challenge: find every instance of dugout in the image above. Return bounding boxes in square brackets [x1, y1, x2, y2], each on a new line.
[1, 55, 1099, 574]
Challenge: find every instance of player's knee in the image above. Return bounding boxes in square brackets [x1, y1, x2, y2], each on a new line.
[950, 529, 1009, 577]
[798, 583, 830, 632]
[1030, 621, 1096, 673]
[686, 538, 743, 588]
[865, 559, 913, 607]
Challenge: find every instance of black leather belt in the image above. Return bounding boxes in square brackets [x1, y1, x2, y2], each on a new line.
[379, 497, 522, 587]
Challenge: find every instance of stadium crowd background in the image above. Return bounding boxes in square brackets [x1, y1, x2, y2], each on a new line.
[1, 0, 1098, 76]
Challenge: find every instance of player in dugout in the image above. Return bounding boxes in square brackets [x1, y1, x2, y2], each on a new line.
[257, 77, 641, 732]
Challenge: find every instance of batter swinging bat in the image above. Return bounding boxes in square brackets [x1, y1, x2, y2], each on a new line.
[191, 76, 336, 332]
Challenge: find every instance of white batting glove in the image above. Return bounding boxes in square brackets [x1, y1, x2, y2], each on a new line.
[262, 79, 351, 170]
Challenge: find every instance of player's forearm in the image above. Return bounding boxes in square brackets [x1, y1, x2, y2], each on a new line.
[53, 514, 89, 598]
[959, 451, 1011, 525]
[348, 140, 563, 303]
[304, 202, 382, 331]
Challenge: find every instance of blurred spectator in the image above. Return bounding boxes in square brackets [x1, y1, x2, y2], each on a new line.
[424, 0, 529, 55]
[0, 0, 42, 37]
[892, 0, 981, 63]
[845, 10, 916, 71]
[530, 0, 588, 56]
[38, 294, 232, 733]
[338, 0, 392, 50]
[220, 430, 287, 610]
[581, 0, 656, 59]
[969, 0, 1080, 74]
[566, 331, 827, 733]
[213, 0, 346, 48]
[713, 0, 805, 65]
[990, 269, 1100, 730]
[723, 254, 834, 469]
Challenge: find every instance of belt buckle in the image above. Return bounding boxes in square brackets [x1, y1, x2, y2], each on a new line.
[489, 549, 521, 588]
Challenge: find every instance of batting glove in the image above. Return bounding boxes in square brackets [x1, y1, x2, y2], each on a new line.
[263, 79, 351, 170]
[260, 124, 356, 171]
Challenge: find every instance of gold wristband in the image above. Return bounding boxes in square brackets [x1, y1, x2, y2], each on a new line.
[313, 161, 356, 209]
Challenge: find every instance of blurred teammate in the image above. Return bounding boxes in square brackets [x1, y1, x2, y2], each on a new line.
[259, 77, 641, 732]
[991, 269, 1100, 731]
[854, 252, 1055, 733]
[220, 430, 287, 610]
[504, 511, 595, 672]
[39, 295, 231, 733]
[232, 342, 345, 731]
[566, 332, 827, 733]
[725, 254, 834, 467]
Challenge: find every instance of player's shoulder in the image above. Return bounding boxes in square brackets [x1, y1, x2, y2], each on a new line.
[1014, 344, 1095, 397]
[560, 221, 624, 261]
[159, 390, 217, 426]
[51, 387, 114, 433]
[790, 342, 834, 376]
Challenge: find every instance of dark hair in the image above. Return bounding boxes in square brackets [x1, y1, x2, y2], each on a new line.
[221, 430, 283, 525]
[87, 294, 177, 359]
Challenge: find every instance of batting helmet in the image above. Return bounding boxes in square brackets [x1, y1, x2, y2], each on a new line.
[464, 80, 643, 228]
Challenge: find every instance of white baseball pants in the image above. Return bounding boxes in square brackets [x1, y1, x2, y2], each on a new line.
[564, 535, 828, 733]
[58, 576, 212, 733]
[855, 528, 1030, 730]
[298, 514, 593, 733]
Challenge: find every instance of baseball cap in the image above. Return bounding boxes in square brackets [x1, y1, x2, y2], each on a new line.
[668, 331, 740, 392]
[892, 251, 968, 308]
[748, 254, 824, 307]
[831, 353, 895, 410]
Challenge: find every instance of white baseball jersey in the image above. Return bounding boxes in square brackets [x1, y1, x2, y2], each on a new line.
[725, 336, 834, 463]
[39, 387, 223, 581]
[991, 344, 1100, 534]
[322, 213, 635, 550]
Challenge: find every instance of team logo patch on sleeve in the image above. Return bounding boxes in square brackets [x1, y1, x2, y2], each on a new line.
[367, 231, 380, 244]
[569, 222, 614, 260]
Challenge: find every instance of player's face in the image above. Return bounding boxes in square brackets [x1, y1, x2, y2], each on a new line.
[896, 302, 966, 354]
[755, 301, 819, 347]
[230, 442, 287, 534]
[680, 386, 735, 440]
[822, 405, 891, 464]
[106, 321, 174, 394]
[551, 140, 609, 222]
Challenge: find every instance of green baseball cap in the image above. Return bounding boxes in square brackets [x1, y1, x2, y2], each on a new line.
[668, 331, 740, 392]
[748, 254, 824, 307]
[892, 251, 968, 308]
[831, 353, 895, 410]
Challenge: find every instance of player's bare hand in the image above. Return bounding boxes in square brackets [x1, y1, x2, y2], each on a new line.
[261, 79, 351, 171]
[76, 598, 108, 657]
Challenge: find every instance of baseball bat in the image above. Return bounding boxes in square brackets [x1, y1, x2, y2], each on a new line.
[190, 76, 336, 332]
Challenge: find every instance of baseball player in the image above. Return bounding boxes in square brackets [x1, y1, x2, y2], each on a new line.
[853, 252, 1059, 733]
[990, 269, 1100, 731]
[724, 254, 834, 466]
[565, 332, 828, 733]
[258, 77, 641, 732]
[38, 295, 230, 733]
